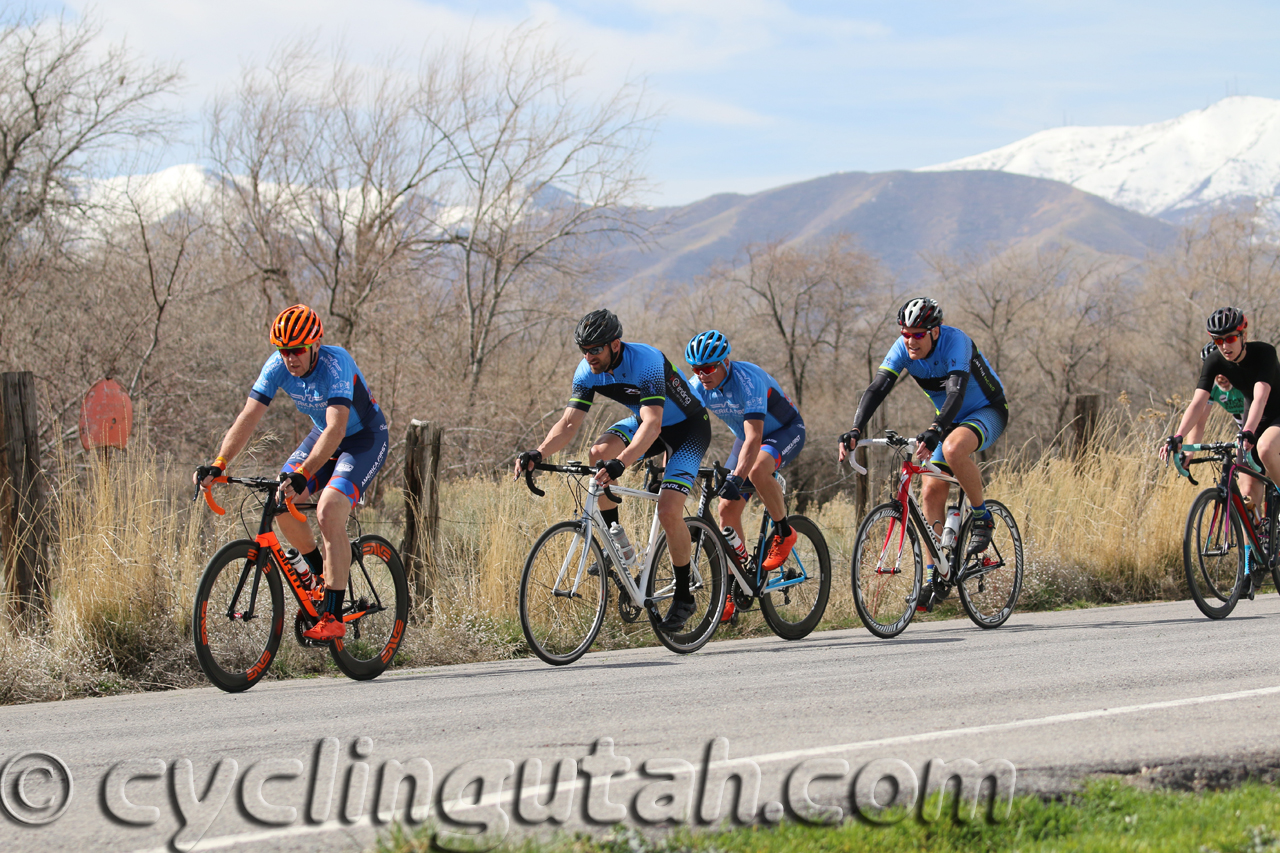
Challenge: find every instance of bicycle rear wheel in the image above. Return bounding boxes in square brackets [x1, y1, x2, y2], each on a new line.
[851, 502, 922, 639]
[759, 515, 832, 640]
[956, 500, 1024, 628]
[519, 521, 609, 665]
[192, 539, 284, 692]
[330, 535, 410, 680]
[646, 517, 726, 654]
[1184, 488, 1244, 619]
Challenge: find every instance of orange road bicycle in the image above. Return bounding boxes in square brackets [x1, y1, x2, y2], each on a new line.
[192, 476, 409, 692]
[847, 430, 1024, 637]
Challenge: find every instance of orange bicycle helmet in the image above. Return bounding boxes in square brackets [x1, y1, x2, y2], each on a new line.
[270, 305, 324, 348]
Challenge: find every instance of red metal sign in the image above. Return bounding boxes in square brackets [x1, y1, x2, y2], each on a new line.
[79, 378, 133, 450]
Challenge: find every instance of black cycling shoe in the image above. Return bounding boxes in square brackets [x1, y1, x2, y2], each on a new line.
[659, 596, 697, 632]
[916, 572, 951, 613]
[966, 515, 996, 558]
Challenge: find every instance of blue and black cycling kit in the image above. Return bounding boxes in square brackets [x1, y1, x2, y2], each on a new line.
[250, 345, 388, 505]
[568, 342, 710, 494]
[853, 326, 1008, 463]
[691, 361, 805, 492]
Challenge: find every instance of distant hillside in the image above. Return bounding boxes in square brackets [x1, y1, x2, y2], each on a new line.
[919, 96, 1280, 224]
[603, 169, 1178, 287]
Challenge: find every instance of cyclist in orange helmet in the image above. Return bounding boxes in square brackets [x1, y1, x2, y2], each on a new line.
[195, 304, 389, 642]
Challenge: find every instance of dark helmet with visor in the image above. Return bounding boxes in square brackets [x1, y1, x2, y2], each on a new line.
[575, 309, 623, 348]
[1206, 307, 1247, 337]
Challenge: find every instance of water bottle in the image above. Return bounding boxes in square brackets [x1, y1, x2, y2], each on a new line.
[941, 506, 962, 550]
[722, 526, 749, 565]
[286, 548, 315, 590]
[609, 523, 636, 567]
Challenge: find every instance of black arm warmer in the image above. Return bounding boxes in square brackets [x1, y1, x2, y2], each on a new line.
[852, 369, 898, 432]
[935, 371, 970, 430]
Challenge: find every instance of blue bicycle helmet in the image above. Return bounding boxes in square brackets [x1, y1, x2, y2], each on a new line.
[685, 330, 732, 366]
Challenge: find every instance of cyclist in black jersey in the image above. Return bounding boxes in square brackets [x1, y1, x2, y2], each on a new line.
[1163, 307, 1280, 515]
[514, 309, 712, 632]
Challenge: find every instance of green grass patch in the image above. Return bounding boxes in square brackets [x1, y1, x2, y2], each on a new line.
[371, 778, 1280, 853]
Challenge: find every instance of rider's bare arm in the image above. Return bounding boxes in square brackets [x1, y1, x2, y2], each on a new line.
[196, 398, 269, 486]
[617, 404, 663, 469]
[1245, 382, 1272, 437]
[734, 418, 765, 480]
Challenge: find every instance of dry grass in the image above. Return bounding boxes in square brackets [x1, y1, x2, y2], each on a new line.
[0, 403, 1225, 703]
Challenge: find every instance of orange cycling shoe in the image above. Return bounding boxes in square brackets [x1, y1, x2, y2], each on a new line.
[762, 528, 799, 570]
[302, 612, 345, 641]
[720, 597, 736, 623]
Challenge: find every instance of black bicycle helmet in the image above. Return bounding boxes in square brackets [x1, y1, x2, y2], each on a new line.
[575, 309, 623, 348]
[1206, 307, 1247, 337]
[1201, 342, 1217, 362]
[898, 297, 943, 330]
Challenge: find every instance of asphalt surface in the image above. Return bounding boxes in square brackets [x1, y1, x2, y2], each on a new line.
[4, 596, 1280, 852]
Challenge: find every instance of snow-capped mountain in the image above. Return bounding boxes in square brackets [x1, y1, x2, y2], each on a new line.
[919, 96, 1280, 223]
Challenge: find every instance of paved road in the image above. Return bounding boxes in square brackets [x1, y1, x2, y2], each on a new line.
[4, 597, 1280, 852]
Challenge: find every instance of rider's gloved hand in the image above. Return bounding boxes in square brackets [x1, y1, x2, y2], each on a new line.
[1160, 433, 1183, 463]
[839, 427, 862, 452]
[718, 473, 745, 502]
[279, 470, 308, 497]
[596, 458, 625, 481]
[517, 449, 542, 471]
[195, 463, 224, 484]
[916, 425, 943, 453]
[1239, 429, 1257, 449]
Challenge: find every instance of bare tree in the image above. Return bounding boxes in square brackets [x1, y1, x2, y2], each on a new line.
[0, 12, 181, 265]
[428, 27, 657, 398]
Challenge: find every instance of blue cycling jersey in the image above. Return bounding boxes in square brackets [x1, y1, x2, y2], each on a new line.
[568, 342, 703, 427]
[880, 326, 1005, 418]
[690, 360, 801, 440]
[250, 345, 380, 437]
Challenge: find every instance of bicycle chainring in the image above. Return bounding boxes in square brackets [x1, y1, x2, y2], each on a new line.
[294, 610, 326, 649]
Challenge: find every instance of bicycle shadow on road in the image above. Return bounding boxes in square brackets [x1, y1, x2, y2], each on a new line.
[999, 615, 1266, 633]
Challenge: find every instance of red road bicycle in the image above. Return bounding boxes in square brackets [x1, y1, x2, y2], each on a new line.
[848, 430, 1024, 637]
[192, 476, 408, 692]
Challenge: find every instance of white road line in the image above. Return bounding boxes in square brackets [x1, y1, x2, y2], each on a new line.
[130, 683, 1280, 852]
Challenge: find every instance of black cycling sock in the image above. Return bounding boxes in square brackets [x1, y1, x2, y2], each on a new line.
[323, 588, 346, 617]
[673, 563, 692, 601]
[303, 547, 324, 578]
[600, 507, 620, 529]
[773, 517, 792, 539]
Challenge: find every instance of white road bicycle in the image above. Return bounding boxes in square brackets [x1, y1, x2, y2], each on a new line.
[519, 461, 728, 665]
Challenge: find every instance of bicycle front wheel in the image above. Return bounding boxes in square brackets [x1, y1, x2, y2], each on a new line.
[646, 517, 726, 654]
[192, 539, 285, 692]
[851, 502, 922, 639]
[330, 535, 410, 680]
[519, 521, 609, 665]
[956, 500, 1024, 628]
[1184, 488, 1244, 619]
[759, 515, 832, 640]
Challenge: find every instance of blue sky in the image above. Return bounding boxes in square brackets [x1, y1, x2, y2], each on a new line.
[24, 0, 1280, 205]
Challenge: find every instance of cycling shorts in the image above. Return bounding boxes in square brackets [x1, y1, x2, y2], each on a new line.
[283, 409, 389, 506]
[932, 404, 1007, 468]
[606, 412, 711, 495]
[726, 418, 806, 496]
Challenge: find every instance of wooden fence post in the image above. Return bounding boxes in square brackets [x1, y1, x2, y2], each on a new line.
[1073, 394, 1102, 459]
[401, 420, 441, 607]
[0, 372, 51, 628]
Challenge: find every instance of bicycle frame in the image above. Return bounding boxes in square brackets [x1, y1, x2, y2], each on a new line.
[850, 433, 962, 578]
[1179, 442, 1277, 570]
[525, 464, 718, 620]
[698, 462, 812, 597]
[199, 477, 382, 629]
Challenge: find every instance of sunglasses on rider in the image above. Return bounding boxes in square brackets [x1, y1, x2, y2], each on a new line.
[580, 344, 608, 356]
[278, 346, 310, 357]
[1211, 334, 1242, 346]
[901, 329, 931, 340]
[691, 363, 722, 376]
